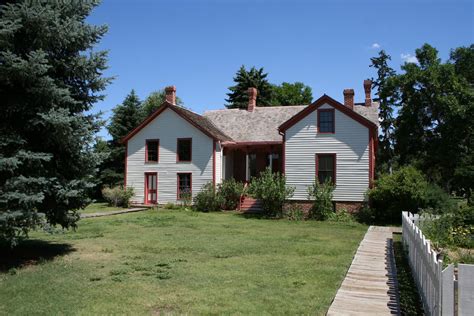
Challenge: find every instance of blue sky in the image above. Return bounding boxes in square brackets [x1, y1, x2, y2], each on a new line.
[88, 0, 473, 139]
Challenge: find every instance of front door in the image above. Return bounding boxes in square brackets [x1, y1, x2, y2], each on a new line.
[145, 173, 157, 204]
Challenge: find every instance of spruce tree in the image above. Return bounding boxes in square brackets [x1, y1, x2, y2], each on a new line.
[226, 66, 273, 108]
[0, 1, 110, 245]
[370, 50, 397, 174]
[99, 90, 144, 187]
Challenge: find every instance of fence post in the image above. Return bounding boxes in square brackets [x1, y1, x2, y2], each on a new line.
[458, 264, 474, 316]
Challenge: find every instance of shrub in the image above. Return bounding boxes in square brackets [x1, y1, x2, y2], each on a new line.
[217, 178, 244, 210]
[179, 189, 192, 208]
[284, 204, 305, 221]
[422, 203, 474, 250]
[327, 208, 355, 223]
[248, 168, 295, 217]
[102, 186, 134, 207]
[367, 166, 452, 223]
[193, 182, 223, 212]
[307, 180, 334, 220]
[164, 202, 180, 210]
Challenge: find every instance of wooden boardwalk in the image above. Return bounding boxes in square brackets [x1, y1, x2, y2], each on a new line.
[327, 226, 401, 315]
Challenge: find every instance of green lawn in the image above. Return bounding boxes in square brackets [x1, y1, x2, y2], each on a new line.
[0, 210, 367, 315]
[81, 202, 128, 214]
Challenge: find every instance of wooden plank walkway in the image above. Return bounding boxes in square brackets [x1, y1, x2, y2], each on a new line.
[327, 226, 401, 315]
[80, 207, 148, 218]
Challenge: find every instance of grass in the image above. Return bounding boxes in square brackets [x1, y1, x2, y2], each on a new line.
[392, 233, 424, 315]
[81, 202, 128, 214]
[0, 209, 367, 315]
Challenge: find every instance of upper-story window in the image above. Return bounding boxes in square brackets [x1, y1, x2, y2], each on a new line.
[318, 109, 335, 133]
[177, 138, 192, 162]
[145, 139, 159, 162]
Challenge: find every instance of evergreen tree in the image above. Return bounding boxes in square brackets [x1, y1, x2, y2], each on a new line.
[99, 90, 145, 188]
[142, 89, 183, 117]
[226, 66, 273, 108]
[370, 50, 397, 174]
[271, 82, 313, 105]
[0, 1, 110, 245]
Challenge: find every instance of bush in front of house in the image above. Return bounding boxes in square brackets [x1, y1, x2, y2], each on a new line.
[307, 180, 335, 220]
[193, 182, 223, 212]
[367, 166, 453, 223]
[102, 186, 134, 208]
[248, 168, 295, 217]
[218, 178, 245, 210]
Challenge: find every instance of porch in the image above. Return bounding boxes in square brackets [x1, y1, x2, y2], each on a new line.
[222, 142, 283, 183]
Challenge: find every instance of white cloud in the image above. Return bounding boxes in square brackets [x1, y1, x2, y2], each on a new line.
[371, 43, 381, 49]
[401, 53, 418, 64]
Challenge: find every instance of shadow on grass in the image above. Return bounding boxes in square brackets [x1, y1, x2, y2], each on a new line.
[234, 212, 268, 220]
[0, 239, 75, 273]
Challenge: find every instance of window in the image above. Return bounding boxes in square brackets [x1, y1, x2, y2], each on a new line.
[316, 154, 336, 184]
[177, 173, 192, 199]
[146, 140, 159, 162]
[318, 109, 335, 133]
[177, 138, 192, 162]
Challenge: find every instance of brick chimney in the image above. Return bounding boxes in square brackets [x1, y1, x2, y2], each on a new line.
[165, 86, 176, 104]
[343, 89, 354, 110]
[363, 80, 372, 106]
[247, 87, 257, 112]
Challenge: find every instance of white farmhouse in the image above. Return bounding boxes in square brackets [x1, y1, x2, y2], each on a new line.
[122, 81, 378, 212]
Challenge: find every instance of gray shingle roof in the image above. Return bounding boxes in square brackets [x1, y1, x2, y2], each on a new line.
[204, 102, 379, 142]
[170, 104, 233, 141]
[354, 101, 380, 126]
[204, 106, 307, 142]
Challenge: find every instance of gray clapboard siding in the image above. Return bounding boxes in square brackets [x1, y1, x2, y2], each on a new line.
[126, 108, 213, 204]
[285, 103, 369, 202]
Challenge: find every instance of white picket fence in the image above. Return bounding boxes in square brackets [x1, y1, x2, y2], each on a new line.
[402, 212, 474, 316]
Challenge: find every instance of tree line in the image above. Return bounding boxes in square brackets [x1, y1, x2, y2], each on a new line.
[371, 44, 473, 201]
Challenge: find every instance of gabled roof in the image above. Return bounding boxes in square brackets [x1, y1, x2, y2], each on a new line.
[203, 106, 306, 142]
[121, 102, 232, 143]
[278, 94, 378, 133]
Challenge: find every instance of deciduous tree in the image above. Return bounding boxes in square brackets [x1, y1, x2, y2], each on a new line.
[271, 82, 313, 105]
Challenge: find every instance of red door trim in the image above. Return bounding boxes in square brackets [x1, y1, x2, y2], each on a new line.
[144, 172, 158, 204]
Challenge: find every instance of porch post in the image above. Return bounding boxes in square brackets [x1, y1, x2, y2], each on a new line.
[245, 152, 249, 182]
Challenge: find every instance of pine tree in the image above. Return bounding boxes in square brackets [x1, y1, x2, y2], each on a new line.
[226, 66, 273, 108]
[370, 50, 397, 174]
[99, 90, 145, 188]
[0, 1, 110, 245]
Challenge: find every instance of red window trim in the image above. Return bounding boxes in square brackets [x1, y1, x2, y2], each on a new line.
[177, 172, 192, 200]
[145, 139, 160, 163]
[144, 172, 158, 204]
[315, 153, 336, 185]
[176, 138, 192, 162]
[317, 109, 335, 134]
